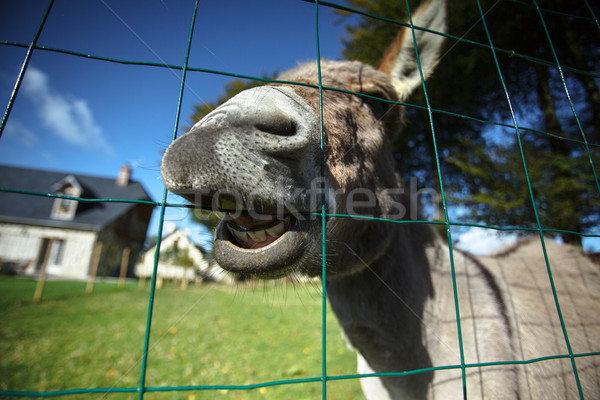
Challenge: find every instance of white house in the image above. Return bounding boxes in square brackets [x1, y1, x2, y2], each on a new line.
[0, 164, 153, 280]
[135, 229, 232, 284]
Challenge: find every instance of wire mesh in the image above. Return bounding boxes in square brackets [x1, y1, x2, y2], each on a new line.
[1, 0, 599, 399]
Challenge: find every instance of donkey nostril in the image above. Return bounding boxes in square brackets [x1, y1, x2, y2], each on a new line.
[255, 118, 297, 137]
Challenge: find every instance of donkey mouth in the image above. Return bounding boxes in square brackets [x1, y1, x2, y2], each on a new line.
[214, 212, 312, 279]
[225, 214, 291, 250]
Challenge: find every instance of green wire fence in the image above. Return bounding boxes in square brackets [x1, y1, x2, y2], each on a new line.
[1, 0, 599, 399]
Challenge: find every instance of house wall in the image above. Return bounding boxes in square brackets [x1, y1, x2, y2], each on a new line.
[0, 222, 97, 279]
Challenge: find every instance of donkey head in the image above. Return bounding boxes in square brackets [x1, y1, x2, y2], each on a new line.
[161, 0, 446, 279]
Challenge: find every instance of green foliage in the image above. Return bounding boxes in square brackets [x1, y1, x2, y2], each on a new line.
[336, 0, 421, 67]
[0, 276, 364, 399]
[446, 135, 599, 239]
[190, 210, 223, 236]
[162, 245, 194, 268]
[337, 0, 600, 243]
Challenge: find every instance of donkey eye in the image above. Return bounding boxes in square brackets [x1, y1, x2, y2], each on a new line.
[361, 94, 390, 120]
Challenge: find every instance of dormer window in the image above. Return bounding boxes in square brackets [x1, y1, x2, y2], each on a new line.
[51, 176, 82, 220]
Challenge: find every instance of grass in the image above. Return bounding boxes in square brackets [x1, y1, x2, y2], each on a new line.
[0, 276, 365, 399]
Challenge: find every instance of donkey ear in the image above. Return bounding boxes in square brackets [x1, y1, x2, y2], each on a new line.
[378, 0, 446, 101]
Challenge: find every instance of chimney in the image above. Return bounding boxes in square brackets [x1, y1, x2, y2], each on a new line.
[116, 164, 131, 186]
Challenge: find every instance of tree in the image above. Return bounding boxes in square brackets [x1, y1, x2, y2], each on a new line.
[336, 0, 600, 244]
[162, 243, 195, 289]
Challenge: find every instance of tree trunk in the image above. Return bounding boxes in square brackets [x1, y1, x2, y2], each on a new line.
[535, 65, 583, 246]
[561, 18, 600, 143]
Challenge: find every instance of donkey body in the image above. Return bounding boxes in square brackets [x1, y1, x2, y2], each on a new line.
[161, 1, 600, 398]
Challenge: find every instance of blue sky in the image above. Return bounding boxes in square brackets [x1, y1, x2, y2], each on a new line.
[0, 0, 351, 249]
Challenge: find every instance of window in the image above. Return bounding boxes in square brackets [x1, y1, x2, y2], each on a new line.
[51, 182, 80, 220]
[37, 238, 65, 275]
[48, 239, 64, 267]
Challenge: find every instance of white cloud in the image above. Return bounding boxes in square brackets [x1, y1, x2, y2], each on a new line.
[21, 67, 114, 155]
[455, 228, 518, 255]
[4, 120, 38, 147]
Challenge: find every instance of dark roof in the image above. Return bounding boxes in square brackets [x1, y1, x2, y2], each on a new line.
[0, 165, 153, 231]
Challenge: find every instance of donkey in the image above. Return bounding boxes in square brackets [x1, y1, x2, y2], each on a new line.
[161, 0, 600, 398]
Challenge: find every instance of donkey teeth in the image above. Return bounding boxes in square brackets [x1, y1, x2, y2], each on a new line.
[266, 221, 285, 237]
[248, 230, 267, 242]
[229, 227, 249, 243]
[227, 220, 286, 244]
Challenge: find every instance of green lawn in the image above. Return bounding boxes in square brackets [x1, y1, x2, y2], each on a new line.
[0, 276, 365, 399]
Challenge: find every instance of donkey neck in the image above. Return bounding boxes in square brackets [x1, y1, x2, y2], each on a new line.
[325, 223, 436, 396]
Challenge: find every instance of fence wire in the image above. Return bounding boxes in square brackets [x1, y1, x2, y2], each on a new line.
[1, 0, 599, 399]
